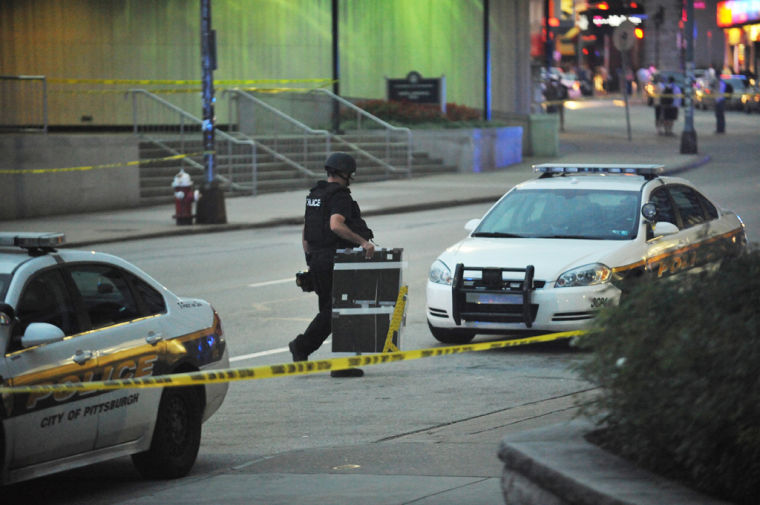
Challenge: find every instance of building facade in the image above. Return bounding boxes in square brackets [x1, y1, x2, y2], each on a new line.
[0, 0, 534, 127]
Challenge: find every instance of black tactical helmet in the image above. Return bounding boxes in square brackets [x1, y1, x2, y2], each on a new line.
[325, 152, 356, 178]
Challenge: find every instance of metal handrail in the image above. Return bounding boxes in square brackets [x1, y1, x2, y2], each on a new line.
[228, 88, 407, 177]
[223, 89, 324, 177]
[308, 88, 412, 175]
[225, 88, 331, 137]
[129, 89, 256, 192]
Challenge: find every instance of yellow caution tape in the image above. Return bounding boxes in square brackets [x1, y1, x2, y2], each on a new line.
[0, 330, 584, 394]
[382, 285, 407, 353]
[49, 78, 335, 86]
[50, 86, 332, 95]
[0, 152, 203, 175]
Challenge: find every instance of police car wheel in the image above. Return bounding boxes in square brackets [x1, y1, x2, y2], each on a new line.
[427, 322, 475, 344]
[131, 387, 202, 479]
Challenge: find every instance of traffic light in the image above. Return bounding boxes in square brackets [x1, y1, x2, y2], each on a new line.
[634, 26, 644, 39]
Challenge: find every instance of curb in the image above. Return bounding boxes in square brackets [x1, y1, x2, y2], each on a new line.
[498, 420, 732, 505]
[64, 155, 712, 249]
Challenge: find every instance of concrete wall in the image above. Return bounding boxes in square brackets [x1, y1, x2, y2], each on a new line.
[413, 127, 523, 173]
[0, 135, 140, 220]
[0, 125, 535, 219]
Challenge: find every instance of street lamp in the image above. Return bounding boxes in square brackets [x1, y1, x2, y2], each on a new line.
[197, 0, 227, 224]
[680, 0, 698, 154]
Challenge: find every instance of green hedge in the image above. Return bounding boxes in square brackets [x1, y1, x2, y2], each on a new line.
[348, 99, 491, 127]
[575, 250, 760, 504]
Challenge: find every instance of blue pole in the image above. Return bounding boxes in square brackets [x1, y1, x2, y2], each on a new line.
[201, 0, 216, 182]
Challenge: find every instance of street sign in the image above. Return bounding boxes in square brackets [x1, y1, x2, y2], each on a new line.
[613, 20, 636, 51]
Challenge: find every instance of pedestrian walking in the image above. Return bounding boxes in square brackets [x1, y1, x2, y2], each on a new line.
[290, 152, 375, 364]
[653, 78, 665, 135]
[715, 78, 727, 134]
[636, 65, 651, 97]
[662, 76, 681, 136]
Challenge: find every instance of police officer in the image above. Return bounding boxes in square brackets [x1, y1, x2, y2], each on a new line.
[714, 78, 727, 134]
[289, 152, 375, 363]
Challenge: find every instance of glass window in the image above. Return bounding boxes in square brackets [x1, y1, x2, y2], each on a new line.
[130, 275, 166, 315]
[473, 188, 640, 240]
[649, 188, 677, 226]
[69, 265, 140, 330]
[697, 192, 718, 220]
[669, 185, 705, 228]
[15, 269, 79, 339]
[0, 273, 9, 299]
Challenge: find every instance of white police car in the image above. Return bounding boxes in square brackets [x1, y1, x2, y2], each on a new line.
[426, 164, 748, 343]
[0, 233, 229, 485]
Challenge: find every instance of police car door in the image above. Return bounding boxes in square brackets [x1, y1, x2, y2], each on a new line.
[3, 266, 101, 470]
[65, 263, 167, 449]
[663, 184, 741, 269]
[645, 185, 723, 278]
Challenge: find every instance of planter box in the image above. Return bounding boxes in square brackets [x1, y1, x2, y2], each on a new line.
[498, 420, 731, 505]
[413, 126, 523, 173]
[528, 114, 559, 157]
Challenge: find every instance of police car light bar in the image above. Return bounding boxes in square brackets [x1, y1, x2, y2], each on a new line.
[533, 163, 664, 176]
[0, 232, 66, 249]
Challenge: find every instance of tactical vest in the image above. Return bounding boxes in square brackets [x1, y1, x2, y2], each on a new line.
[304, 181, 373, 249]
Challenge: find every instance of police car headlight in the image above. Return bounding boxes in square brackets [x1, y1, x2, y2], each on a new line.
[555, 263, 611, 288]
[429, 260, 453, 285]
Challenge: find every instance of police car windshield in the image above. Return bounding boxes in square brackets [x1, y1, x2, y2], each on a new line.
[472, 188, 640, 240]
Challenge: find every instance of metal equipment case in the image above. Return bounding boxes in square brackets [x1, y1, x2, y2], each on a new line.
[331, 248, 404, 353]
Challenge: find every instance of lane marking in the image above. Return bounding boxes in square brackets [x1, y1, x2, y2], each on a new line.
[248, 278, 293, 288]
[230, 347, 288, 363]
[230, 340, 332, 363]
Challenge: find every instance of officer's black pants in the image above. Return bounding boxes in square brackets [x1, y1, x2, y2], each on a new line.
[296, 266, 333, 356]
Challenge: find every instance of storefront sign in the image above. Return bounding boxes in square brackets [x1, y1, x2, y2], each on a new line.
[578, 13, 644, 31]
[717, 0, 760, 28]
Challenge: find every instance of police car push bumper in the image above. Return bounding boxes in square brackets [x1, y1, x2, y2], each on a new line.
[451, 264, 536, 328]
[428, 273, 621, 332]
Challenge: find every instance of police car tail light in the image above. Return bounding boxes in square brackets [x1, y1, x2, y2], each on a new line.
[555, 263, 611, 288]
[429, 260, 453, 285]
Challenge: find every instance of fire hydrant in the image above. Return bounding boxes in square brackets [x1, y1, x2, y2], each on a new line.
[172, 169, 197, 225]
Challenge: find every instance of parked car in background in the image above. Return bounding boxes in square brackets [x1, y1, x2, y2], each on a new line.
[559, 71, 583, 99]
[741, 84, 760, 113]
[540, 67, 591, 102]
[695, 75, 749, 110]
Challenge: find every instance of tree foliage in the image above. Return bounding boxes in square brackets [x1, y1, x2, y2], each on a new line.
[575, 250, 760, 504]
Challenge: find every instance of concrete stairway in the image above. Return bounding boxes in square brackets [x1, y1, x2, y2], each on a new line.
[138, 134, 456, 206]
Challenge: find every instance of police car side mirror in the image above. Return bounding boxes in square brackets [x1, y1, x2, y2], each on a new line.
[21, 322, 65, 348]
[641, 202, 658, 222]
[465, 219, 480, 232]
